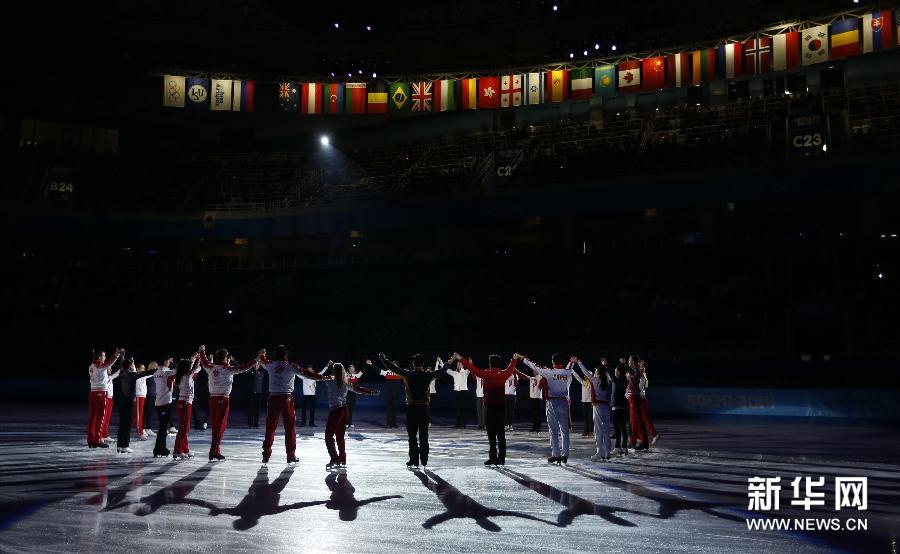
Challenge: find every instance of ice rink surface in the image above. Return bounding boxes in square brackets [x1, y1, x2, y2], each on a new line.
[0, 406, 897, 553]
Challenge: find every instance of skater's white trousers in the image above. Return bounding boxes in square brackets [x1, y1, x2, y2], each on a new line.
[546, 398, 570, 457]
[593, 404, 612, 458]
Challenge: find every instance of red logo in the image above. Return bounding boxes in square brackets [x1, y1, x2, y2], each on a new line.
[808, 39, 822, 51]
[624, 72, 635, 84]
[872, 17, 884, 32]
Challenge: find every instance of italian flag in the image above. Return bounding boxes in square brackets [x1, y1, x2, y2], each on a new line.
[569, 68, 593, 100]
[460, 78, 478, 110]
[433, 79, 457, 112]
[301, 83, 322, 114]
[545, 69, 569, 103]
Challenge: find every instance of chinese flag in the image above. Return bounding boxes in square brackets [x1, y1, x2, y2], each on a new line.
[642, 56, 666, 91]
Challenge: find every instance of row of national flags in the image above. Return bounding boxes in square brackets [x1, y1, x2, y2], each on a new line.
[164, 10, 897, 111]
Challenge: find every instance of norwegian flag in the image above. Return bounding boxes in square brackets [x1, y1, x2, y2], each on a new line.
[500, 74, 523, 107]
[743, 37, 773, 74]
[411, 81, 433, 112]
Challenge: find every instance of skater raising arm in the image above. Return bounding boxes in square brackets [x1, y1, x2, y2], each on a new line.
[378, 352, 443, 378]
[458, 353, 517, 380]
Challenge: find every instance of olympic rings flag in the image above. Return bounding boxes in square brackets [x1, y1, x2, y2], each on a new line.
[162, 75, 186, 108]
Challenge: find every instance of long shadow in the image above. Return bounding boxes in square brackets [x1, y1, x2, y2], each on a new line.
[494, 467, 652, 527]
[210, 466, 328, 530]
[132, 464, 218, 516]
[324, 472, 402, 521]
[99, 462, 175, 510]
[414, 469, 556, 532]
[561, 464, 745, 523]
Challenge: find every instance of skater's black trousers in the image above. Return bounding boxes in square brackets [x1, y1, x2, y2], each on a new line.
[248, 391, 260, 427]
[454, 391, 468, 427]
[406, 404, 429, 465]
[530, 398, 544, 431]
[385, 381, 400, 427]
[154, 404, 172, 452]
[504, 395, 516, 426]
[347, 391, 357, 426]
[116, 397, 133, 448]
[612, 407, 629, 448]
[485, 405, 506, 462]
[582, 402, 593, 433]
[300, 394, 317, 426]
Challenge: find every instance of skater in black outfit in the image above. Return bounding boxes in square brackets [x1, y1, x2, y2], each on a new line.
[609, 360, 630, 456]
[117, 357, 155, 454]
[374, 353, 444, 468]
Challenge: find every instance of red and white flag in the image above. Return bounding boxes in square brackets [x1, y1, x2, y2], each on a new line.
[500, 74, 523, 107]
[773, 31, 801, 71]
[617, 61, 641, 94]
[743, 37, 773, 74]
[666, 53, 690, 88]
[301, 83, 322, 114]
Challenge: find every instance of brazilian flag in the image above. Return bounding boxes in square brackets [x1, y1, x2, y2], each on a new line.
[389, 82, 411, 112]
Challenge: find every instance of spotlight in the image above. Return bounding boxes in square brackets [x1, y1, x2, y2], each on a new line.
[611, 44, 617, 51]
[372, 72, 377, 78]
[583, 49, 588, 56]
[347, 72, 352, 77]
[358, 69, 363, 74]
[334, 22, 340, 28]
[320, 135, 330, 146]
[366, 25, 372, 31]
[552, 4, 558, 11]
[227, 309, 233, 315]
[330, 72, 335, 77]
[569, 52, 574, 59]
[594, 43, 600, 50]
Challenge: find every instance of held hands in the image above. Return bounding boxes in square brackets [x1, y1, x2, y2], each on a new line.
[365, 359, 374, 366]
[199, 344, 206, 352]
[512, 353, 523, 360]
[569, 356, 579, 363]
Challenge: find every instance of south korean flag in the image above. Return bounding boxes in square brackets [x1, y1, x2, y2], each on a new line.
[801, 25, 829, 66]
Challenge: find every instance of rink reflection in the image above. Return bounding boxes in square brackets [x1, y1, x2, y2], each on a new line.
[494, 467, 650, 527]
[325, 471, 402, 521]
[414, 469, 556, 532]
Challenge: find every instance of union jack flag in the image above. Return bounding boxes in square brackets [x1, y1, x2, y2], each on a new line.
[411, 81, 433, 112]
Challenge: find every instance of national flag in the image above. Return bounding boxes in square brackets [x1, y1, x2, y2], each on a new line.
[210, 79, 233, 111]
[525, 72, 543, 104]
[344, 82, 367, 113]
[594, 65, 616, 97]
[231, 80, 254, 112]
[478, 76, 501, 109]
[186, 77, 211, 110]
[617, 61, 641, 94]
[691, 48, 716, 85]
[716, 43, 743, 80]
[862, 10, 894, 52]
[411, 81, 433, 112]
[773, 32, 801, 71]
[322, 83, 343, 114]
[742, 37, 773, 74]
[830, 18, 861, 60]
[570, 68, 593, 100]
[162, 75, 186, 108]
[500, 74, 523, 107]
[368, 81, 388, 113]
[544, 70, 568, 102]
[665, 53, 690, 88]
[432, 79, 457, 112]
[802, 25, 829, 66]
[301, 83, 323, 114]
[278, 82, 299, 112]
[641, 56, 666, 90]
[460, 78, 478, 110]
[389, 82, 411, 112]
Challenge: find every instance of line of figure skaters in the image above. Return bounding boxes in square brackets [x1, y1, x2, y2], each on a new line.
[87, 345, 659, 470]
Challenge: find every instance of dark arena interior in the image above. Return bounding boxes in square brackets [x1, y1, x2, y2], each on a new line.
[3, 1, 900, 552]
